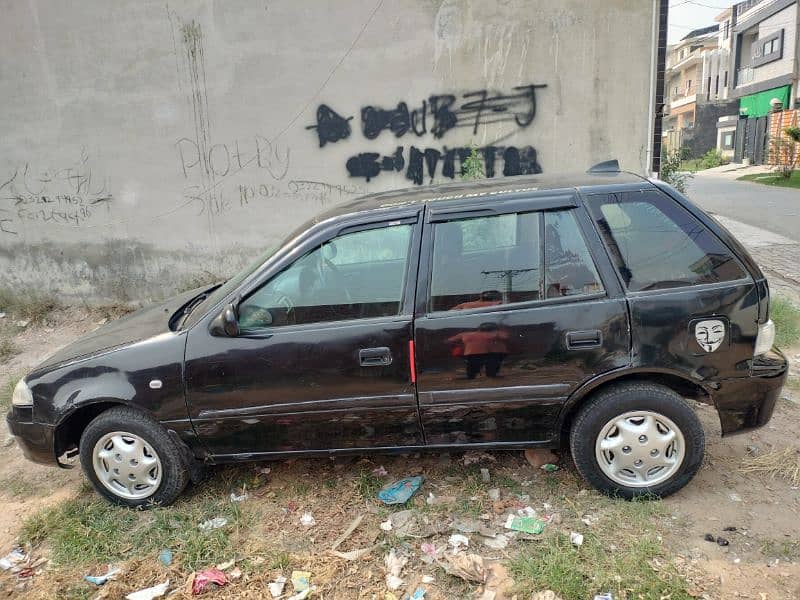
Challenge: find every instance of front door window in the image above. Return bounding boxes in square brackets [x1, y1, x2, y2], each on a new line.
[239, 223, 413, 328]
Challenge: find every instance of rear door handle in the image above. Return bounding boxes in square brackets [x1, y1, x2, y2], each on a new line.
[359, 347, 393, 367]
[566, 330, 602, 350]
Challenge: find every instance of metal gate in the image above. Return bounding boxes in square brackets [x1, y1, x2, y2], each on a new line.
[733, 115, 770, 164]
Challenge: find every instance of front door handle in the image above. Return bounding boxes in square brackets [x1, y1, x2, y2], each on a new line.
[566, 329, 603, 350]
[359, 347, 393, 367]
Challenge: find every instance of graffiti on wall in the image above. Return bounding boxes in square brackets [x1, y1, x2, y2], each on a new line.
[307, 83, 547, 185]
[0, 152, 112, 235]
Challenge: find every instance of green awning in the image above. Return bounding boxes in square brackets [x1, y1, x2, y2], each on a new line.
[739, 85, 791, 118]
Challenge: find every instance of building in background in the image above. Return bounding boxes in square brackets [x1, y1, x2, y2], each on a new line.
[721, 0, 799, 163]
[662, 24, 738, 157]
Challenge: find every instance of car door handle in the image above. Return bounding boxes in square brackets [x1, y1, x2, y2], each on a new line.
[566, 330, 603, 350]
[359, 347, 393, 367]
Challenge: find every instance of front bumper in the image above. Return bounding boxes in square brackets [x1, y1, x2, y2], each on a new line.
[6, 408, 57, 466]
[714, 348, 788, 435]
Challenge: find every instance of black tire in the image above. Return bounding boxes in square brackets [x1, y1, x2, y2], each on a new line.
[569, 382, 705, 499]
[79, 406, 189, 507]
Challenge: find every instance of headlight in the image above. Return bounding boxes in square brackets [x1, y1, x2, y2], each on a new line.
[11, 379, 33, 408]
[754, 319, 775, 356]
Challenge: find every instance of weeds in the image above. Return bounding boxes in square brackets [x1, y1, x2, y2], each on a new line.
[740, 446, 800, 487]
[759, 537, 800, 560]
[177, 271, 223, 294]
[461, 143, 485, 181]
[270, 550, 292, 571]
[0, 335, 16, 363]
[0, 474, 38, 497]
[0, 372, 24, 411]
[0, 286, 59, 325]
[771, 297, 800, 348]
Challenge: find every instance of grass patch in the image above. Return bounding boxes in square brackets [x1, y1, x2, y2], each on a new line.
[771, 297, 800, 348]
[354, 469, 384, 500]
[0, 286, 59, 325]
[738, 170, 800, 188]
[680, 159, 704, 172]
[509, 499, 692, 599]
[21, 488, 247, 571]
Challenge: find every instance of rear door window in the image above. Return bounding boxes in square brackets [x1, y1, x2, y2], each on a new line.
[587, 191, 747, 292]
[430, 212, 541, 312]
[428, 209, 604, 312]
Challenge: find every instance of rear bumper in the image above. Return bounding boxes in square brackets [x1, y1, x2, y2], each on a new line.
[714, 348, 788, 436]
[6, 409, 58, 466]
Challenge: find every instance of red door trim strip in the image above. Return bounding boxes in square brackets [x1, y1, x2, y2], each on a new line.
[408, 339, 417, 383]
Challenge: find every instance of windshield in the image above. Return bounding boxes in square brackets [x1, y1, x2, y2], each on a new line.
[180, 217, 319, 329]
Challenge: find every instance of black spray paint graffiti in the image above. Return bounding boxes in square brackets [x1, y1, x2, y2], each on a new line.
[307, 84, 547, 185]
[0, 153, 112, 235]
[307, 84, 546, 147]
[346, 145, 541, 185]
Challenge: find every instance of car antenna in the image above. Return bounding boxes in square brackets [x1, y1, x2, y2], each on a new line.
[587, 159, 620, 173]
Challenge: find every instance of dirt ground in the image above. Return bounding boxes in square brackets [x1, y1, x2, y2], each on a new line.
[1, 310, 799, 599]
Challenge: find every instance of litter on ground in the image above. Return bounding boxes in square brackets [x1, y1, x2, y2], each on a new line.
[442, 552, 485, 583]
[268, 575, 287, 597]
[83, 565, 120, 585]
[191, 568, 228, 595]
[504, 514, 545, 534]
[198, 517, 227, 531]
[384, 549, 407, 590]
[157, 549, 173, 566]
[448, 533, 470, 551]
[377, 476, 424, 504]
[125, 580, 170, 600]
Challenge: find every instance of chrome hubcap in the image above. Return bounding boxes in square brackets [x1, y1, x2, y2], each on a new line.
[595, 411, 685, 488]
[92, 431, 162, 500]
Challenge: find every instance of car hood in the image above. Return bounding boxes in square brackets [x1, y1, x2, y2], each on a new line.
[33, 287, 209, 371]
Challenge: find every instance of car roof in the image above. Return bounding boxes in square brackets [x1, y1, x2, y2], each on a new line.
[315, 171, 651, 222]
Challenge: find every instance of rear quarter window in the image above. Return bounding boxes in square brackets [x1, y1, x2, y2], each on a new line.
[587, 190, 748, 292]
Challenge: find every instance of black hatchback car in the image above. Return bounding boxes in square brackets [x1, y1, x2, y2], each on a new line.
[7, 164, 787, 506]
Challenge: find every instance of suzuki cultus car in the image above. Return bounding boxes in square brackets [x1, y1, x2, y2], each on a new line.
[8, 162, 787, 506]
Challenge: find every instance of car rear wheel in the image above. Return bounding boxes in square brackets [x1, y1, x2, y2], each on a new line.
[570, 382, 705, 499]
[79, 407, 189, 507]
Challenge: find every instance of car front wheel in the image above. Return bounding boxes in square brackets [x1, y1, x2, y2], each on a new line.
[570, 382, 705, 499]
[79, 406, 189, 507]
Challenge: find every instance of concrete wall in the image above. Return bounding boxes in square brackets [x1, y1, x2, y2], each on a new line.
[0, 0, 660, 304]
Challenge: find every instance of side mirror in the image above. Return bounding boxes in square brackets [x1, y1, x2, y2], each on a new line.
[209, 303, 240, 337]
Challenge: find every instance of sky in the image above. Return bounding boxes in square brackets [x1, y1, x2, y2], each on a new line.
[668, 0, 739, 44]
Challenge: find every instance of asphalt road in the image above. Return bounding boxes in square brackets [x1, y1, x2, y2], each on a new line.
[686, 171, 800, 243]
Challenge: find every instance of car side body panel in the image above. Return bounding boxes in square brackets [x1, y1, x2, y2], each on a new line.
[5, 172, 788, 469]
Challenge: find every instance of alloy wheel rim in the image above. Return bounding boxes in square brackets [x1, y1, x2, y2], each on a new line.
[92, 431, 162, 500]
[594, 411, 685, 488]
